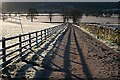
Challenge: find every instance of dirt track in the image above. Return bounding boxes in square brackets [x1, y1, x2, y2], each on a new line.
[39, 24, 118, 79]
[2, 23, 119, 79]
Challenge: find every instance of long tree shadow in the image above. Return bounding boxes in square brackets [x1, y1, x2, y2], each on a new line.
[63, 25, 73, 79]
[22, 26, 68, 61]
[33, 25, 69, 79]
[73, 26, 93, 80]
[37, 25, 82, 79]
[14, 26, 68, 79]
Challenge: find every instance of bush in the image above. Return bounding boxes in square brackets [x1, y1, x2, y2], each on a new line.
[80, 23, 120, 45]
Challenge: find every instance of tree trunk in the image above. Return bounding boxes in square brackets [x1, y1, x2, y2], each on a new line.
[63, 15, 66, 23]
[50, 17, 52, 23]
[31, 16, 33, 22]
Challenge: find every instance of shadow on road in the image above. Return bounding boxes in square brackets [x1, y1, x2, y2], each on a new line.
[73, 26, 93, 79]
[14, 26, 68, 78]
[14, 24, 93, 79]
[34, 25, 69, 78]
[63, 26, 73, 79]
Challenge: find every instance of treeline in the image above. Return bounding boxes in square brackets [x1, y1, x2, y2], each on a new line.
[2, 2, 119, 23]
[2, 7, 83, 24]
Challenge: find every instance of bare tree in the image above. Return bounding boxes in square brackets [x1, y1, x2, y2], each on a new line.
[60, 4, 68, 23]
[48, 11, 53, 23]
[8, 12, 11, 17]
[70, 9, 83, 24]
[2, 13, 7, 21]
[15, 12, 17, 16]
[27, 8, 38, 22]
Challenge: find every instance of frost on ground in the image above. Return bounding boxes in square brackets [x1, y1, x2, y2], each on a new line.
[1, 15, 119, 38]
[74, 24, 120, 53]
[1, 15, 63, 38]
[0, 14, 63, 70]
[0, 15, 63, 52]
[81, 16, 119, 24]
[80, 16, 120, 52]
[1, 25, 67, 78]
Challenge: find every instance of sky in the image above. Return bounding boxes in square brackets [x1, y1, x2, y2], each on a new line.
[1, 0, 119, 2]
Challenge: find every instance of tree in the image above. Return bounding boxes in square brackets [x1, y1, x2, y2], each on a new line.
[8, 12, 11, 17]
[48, 11, 53, 23]
[2, 13, 7, 21]
[27, 8, 38, 22]
[93, 10, 103, 17]
[15, 12, 17, 16]
[70, 9, 83, 24]
[60, 4, 68, 23]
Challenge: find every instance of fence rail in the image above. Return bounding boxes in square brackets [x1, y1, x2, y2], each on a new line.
[0, 23, 68, 71]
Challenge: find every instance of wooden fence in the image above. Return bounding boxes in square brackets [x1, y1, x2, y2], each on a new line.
[0, 23, 68, 71]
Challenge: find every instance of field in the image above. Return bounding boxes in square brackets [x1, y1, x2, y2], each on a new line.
[1, 14, 119, 37]
[1, 14, 63, 38]
[81, 15, 119, 24]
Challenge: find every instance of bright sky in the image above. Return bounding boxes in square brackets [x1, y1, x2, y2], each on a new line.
[1, 0, 119, 2]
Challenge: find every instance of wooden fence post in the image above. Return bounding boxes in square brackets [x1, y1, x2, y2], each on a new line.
[29, 33, 31, 48]
[44, 29, 46, 40]
[47, 29, 49, 37]
[19, 34, 22, 57]
[41, 30, 42, 41]
[2, 37, 6, 63]
[36, 31, 38, 47]
[54, 27, 56, 33]
[50, 28, 52, 35]
[45, 29, 47, 40]
[52, 28, 54, 34]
